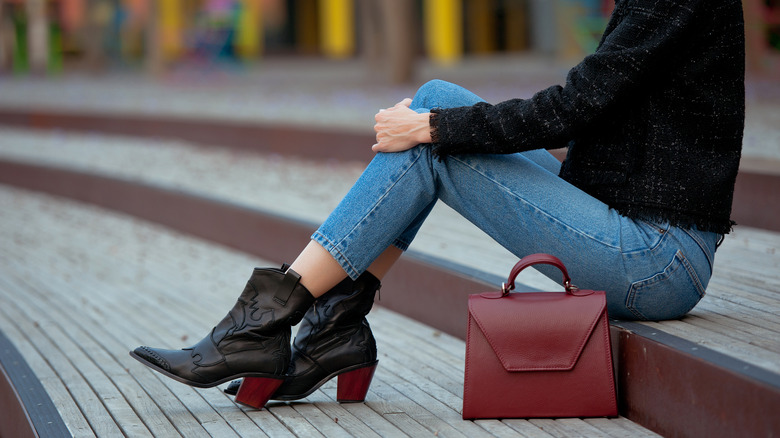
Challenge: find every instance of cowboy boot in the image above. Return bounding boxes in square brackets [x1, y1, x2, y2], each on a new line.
[130, 266, 315, 408]
[224, 271, 380, 402]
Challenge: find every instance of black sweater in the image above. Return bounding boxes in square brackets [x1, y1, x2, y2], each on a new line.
[430, 0, 745, 234]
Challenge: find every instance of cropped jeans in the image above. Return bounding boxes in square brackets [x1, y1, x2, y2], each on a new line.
[312, 80, 721, 321]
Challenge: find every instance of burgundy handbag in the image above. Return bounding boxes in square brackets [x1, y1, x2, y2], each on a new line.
[462, 254, 618, 420]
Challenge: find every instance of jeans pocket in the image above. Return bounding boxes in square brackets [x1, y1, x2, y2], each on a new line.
[625, 251, 707, 321]
[637, 219, 669, 235]
[633, 219, 671, 251]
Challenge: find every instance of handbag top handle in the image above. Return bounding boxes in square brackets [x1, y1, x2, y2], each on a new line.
[501, 254, 583, 296]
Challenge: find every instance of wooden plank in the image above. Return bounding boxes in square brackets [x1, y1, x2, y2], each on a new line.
[320, 401, 411, 438]
[474, 419, 531, 438]
[264, 405, 325, 438]
[501, 419, 558, 438]
[716, 245, 780, 264]
[242, 409, 298, 438]
[374, 305, 467, 358]
[584, 418, 661, 438]
[0, 301, 96, 438]
[287, 402, 355, 438]
[713, 240, 780, 277]
[724, 227, 780, 248]
[696, 292, 780, 331]
[297, 392, 385, 438]
[366, 375, 469, 437]
[0, 266, 207, 438]
[379, 412, 431, 437]
[0, 285, 125, 437]
[707, 277, 780, 310]
[684, 310, 780, 354]
[304, 380, 409, 437]
[374, 371, 497, 437]
[712, 262, 780, 290]
[194, 389, 272, 438]
[372, 322, 466, 388]
[528, 419, 610, 437]
[379, 355, 463, 413]
[720, 232, 780, 254]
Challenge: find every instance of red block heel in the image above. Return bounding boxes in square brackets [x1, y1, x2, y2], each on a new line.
[235, 377, 284, 408]
[336, 362, 378, 402]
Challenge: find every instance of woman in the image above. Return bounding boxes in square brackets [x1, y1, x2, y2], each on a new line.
[131, 0, 745, 408]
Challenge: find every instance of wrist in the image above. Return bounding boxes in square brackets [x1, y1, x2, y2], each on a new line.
[417, 113, 433, 144]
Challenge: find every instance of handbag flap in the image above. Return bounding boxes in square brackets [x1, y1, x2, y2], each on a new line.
[468, 291, 606, 372]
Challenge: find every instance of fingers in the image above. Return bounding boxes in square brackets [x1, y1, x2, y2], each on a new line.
[372, 131, 392, 153]
[376, 97, 412, 116]
[371, 135, 386, 152]
[396, 98, 412, 107]
[372, 97, 414, 152]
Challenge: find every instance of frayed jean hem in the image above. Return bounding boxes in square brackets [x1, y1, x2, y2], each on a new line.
[311, 232, 409, 280]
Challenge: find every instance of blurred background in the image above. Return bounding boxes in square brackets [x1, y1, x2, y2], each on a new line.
[0, 0, 777, 82]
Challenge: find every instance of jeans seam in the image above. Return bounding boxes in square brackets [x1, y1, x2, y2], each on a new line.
[449, 155, 621, 250]
[678, 251, 707, 298]
[680, 227, 715, 271]
[315, 148, 427, 277]
[311, 232, 360, 280]
[336, 149, 427, 249]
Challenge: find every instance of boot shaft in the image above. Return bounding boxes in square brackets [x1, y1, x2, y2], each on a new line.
[213, 267, 315, 345]
[294, 271, 380, 353]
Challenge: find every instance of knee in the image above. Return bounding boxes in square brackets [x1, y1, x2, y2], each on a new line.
[411, 79, 457, 110]
[411, 80, 483, 112]
[418, 79, 455, 92]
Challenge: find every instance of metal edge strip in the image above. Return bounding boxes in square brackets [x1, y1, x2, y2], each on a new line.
[0, 330, 70, 438]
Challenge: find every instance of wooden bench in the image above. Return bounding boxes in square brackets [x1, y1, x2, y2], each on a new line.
[0, 184, 661, 438]
[0, 115, 778, 436]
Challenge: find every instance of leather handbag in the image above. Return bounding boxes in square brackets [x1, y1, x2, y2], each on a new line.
[462, 253, 618, 419]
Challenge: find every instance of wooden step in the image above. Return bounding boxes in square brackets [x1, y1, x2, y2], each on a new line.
[0, 128, 779, 437]
[0, 185, 660, 438]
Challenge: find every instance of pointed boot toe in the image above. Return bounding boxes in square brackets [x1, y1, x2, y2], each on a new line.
[132, 346, 172, 372]
[130, 345, 226, 388]
[130, 267, 315, 407]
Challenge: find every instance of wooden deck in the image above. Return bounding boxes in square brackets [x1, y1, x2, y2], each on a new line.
[0, 185, 662, 437]
[0, 126, 779, 436]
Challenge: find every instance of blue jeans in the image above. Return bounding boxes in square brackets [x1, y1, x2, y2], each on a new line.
[313, 80, 721, 321]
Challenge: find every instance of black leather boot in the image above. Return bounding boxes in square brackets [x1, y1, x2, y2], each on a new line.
[224, 271, 380, 402]
[130, 266, 315, 408]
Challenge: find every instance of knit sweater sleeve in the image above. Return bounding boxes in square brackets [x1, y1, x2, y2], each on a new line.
[430, 0, 703, 157]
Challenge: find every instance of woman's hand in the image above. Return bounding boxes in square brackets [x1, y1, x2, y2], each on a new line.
[372, 98, 432, 153]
